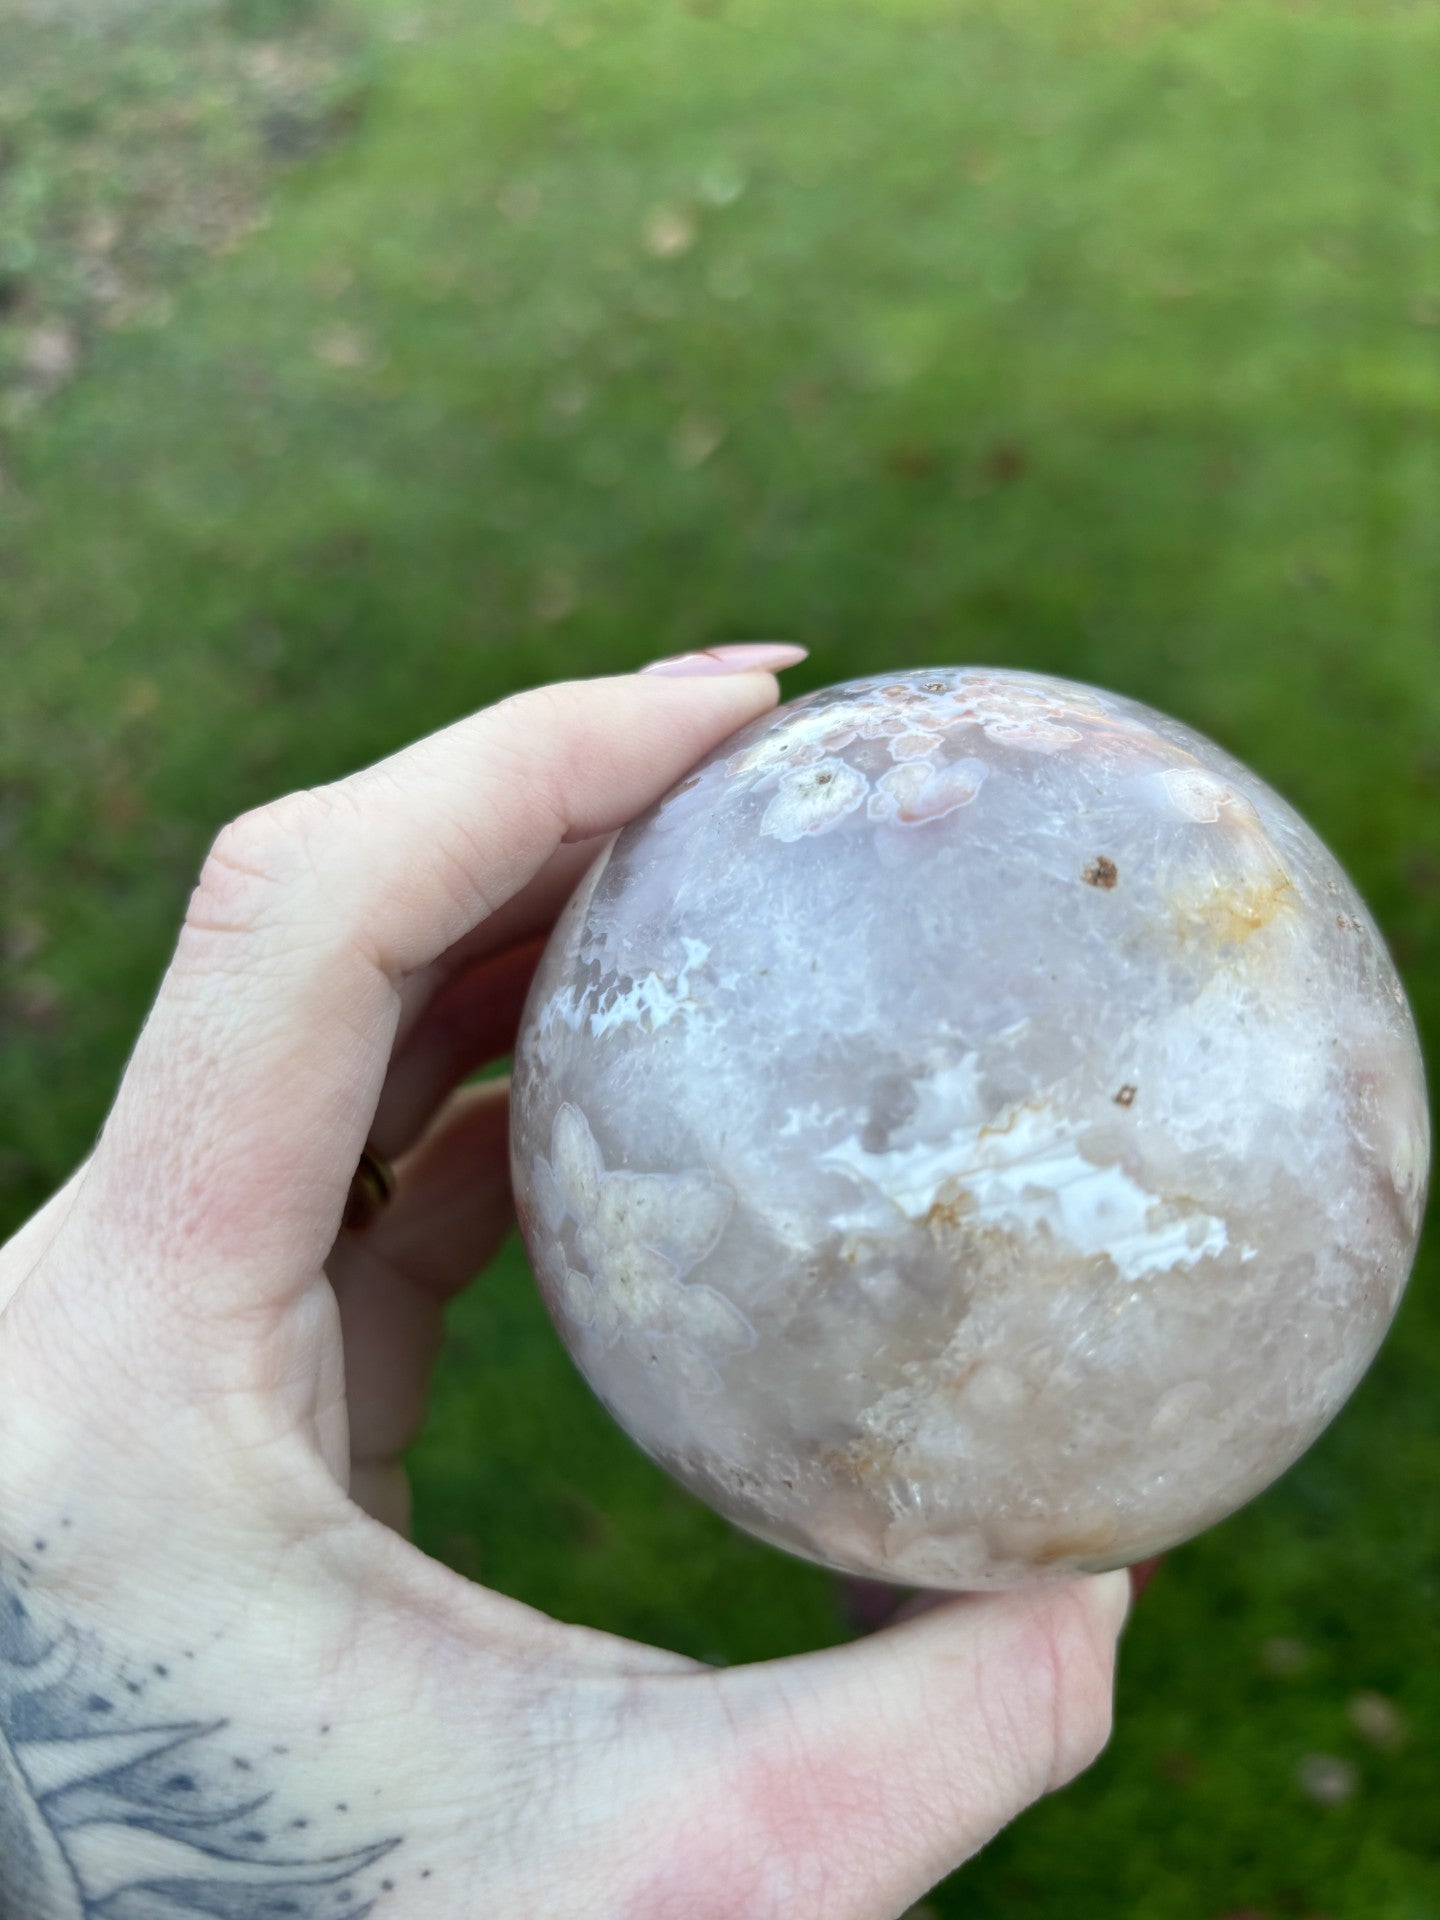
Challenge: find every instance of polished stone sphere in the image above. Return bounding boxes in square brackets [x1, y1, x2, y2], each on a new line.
[510, 668, 1429, 1587]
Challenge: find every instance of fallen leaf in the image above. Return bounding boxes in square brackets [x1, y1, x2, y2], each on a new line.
[534, 570, 578, 624]
[1260, 1636, 1309, 1676]
[120, 677, 162, 721]
[1, 914, 48, 965]
[1158, 1748, 1197, 1788]
[1295, 1754, 1357, 1806]
[983, 439, 1028, 485]
[644, 206, 697, 259]
[497, 181, 542, 224]
[14, 975, 65, 1031]
[21, 323, 80, 389]
[1347, 1690, 1407, 1751]
[82, 211, 120, 254]
[698, 159, 746, 206]
[313, 324, 372, 369]
[887, 444, 939, 480]
[673, 415, 725, 469]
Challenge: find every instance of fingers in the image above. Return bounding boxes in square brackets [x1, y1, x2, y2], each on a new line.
[370, 939, 544, 1163]
[386, 835, 604, 1063]
[374, 839, 603, 1160]
[327, 1080, 512, 1477]
[662, 1573, 1129, 1920]
[66, 667, 785, 1318]
[363, 1078, 514, 1301]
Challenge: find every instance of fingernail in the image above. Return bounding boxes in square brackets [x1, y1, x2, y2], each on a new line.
[1092, 1568, 1134, 1639]
[641, 642, 808, 677]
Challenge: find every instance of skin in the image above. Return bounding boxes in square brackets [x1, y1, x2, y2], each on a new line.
[0, 651, 1129, 1920]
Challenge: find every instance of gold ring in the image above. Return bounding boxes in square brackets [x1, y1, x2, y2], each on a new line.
[342, 1147, 397, 1232]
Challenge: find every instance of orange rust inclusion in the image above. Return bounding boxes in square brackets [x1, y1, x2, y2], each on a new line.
[924, 1183, 978, 1233]
[984, 1511, 1123, 1565]
[1173, 869, 1296, 948]
[825, 1433, 900, 1487]
[1023, 1516, 1122, 1565]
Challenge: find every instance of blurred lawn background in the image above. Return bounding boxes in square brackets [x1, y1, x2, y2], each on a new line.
[3, 0, 1439, 1913]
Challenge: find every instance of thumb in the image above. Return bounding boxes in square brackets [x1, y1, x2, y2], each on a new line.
[666, 1572, 1129, 1920]
[57, 661, 792, 1331]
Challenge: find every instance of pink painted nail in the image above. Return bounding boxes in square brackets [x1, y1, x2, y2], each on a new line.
[641, 642, 808, 677]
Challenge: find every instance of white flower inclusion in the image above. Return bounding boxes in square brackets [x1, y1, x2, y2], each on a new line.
[867, 756, 988, 825]
[740, 667, 1110, 846]
[533, 1104, 754, 1394]
[760, 759, 868, 841]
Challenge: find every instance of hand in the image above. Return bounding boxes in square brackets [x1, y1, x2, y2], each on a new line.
[0, 651, 1127, 1920]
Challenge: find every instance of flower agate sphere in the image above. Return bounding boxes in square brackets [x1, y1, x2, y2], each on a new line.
[510, 668, 1429, 1588]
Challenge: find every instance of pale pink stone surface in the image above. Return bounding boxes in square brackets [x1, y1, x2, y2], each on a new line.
[510, 668, 1429, 1587]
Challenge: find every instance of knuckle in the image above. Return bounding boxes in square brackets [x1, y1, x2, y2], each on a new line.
[476, 685, 575, 812]
[969, 1590, 1117, 1802]
[185, 788, 342, 938]
[1034, 1591, 1118, 1790]
[495, 681, 581, 766]
[482, 683, 573, 769]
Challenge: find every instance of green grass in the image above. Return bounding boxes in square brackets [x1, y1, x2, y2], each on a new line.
[0, 0, 369, 412]
[3, 0, 1440, 1913]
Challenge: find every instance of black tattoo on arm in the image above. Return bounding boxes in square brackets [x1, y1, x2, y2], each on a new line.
[0, 1553, 402, 1920]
